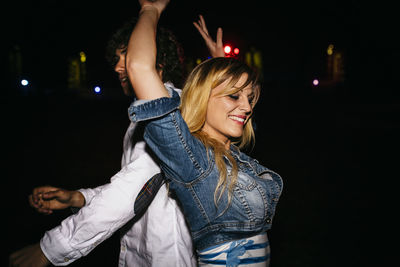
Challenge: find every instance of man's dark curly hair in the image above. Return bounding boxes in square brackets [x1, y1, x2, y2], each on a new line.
[105, 18, 185, 88]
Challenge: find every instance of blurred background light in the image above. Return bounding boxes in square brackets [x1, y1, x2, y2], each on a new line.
[327, 44, 334, 56]
[21, 79, 29, 86]
[224, 45, 231, 54]
[80, 51, 86, 63]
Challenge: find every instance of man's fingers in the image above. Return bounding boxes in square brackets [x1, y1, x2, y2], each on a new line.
[28, 195, 40, 208]
[31, 189, 41, 203]
[216, 27, 223, 47]
[32, 186, 56, 202]
[193, 22, 209, 40]
[36, 203, 53, 214]
[199, 15, 208, 34]
[42, 190, 60, 200]
[39, 208, 53, 215]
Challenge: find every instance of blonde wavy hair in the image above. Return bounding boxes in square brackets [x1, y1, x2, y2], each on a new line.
[180, 57, 260, 207]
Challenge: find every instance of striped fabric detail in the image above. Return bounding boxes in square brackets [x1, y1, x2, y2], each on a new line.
[198, 233, 270, 267]
[133, 172, 165, 217]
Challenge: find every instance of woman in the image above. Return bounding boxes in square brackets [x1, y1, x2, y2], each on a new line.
[127, 0, 283, 266]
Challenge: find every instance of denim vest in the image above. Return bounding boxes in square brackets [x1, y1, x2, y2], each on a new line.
[128, 87, 283, 251]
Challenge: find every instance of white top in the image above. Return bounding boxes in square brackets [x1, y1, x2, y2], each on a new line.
[40, 86, 196, 267]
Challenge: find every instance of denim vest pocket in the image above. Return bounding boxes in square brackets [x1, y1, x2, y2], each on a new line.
[233, 172, 268, 222]
[257, 170, 283, 201]
[255, 170, 283, 225]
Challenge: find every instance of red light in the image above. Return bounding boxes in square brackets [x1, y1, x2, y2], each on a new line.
[234, 48, 239, 54]
[224, 45, 231, 54]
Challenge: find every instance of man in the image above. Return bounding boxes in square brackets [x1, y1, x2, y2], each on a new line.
[9, 14, 224, 267]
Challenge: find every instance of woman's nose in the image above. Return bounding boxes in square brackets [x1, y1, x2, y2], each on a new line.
[240, 97, 252, 114]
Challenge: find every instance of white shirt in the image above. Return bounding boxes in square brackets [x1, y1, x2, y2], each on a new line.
[40, 86, 196, 266]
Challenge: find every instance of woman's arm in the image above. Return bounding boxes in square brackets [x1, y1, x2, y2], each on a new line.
[126, 0, 170, 100]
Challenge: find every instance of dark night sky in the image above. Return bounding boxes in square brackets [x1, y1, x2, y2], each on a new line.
[4, 0, 399, 101]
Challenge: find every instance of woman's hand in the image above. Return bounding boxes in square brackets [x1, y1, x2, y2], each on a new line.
[139, 0, 170, 16]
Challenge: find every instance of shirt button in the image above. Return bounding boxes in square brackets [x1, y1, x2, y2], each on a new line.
[266, 218, 271, 224]
[121, 245, 126, 252]
[64, 257, 70, 262]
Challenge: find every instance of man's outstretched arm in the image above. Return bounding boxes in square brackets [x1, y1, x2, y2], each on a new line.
[10, 151, 160, 266]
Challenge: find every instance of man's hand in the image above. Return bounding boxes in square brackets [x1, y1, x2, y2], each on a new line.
[29, 186, 85, 215]
[193, 15, 225, 58]
[9, 243, 50, 267]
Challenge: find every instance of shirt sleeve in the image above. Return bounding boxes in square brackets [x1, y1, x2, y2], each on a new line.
[40, 152, 161, 265]
[78, 186, 102, 206]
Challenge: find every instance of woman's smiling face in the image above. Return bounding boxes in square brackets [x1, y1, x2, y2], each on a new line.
[202, 73, 255, 148]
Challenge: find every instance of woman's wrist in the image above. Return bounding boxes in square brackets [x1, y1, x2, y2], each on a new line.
[140, 5, 161, 18]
